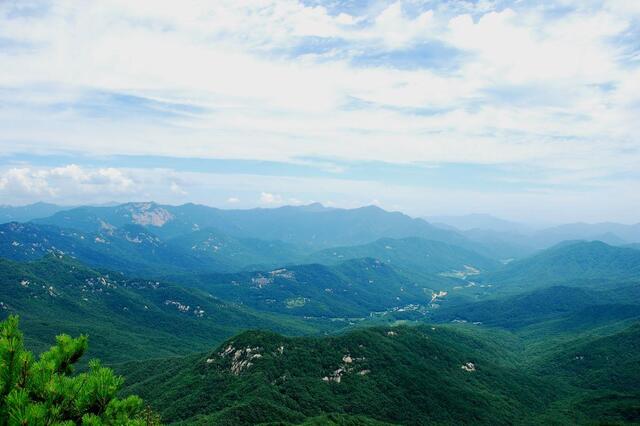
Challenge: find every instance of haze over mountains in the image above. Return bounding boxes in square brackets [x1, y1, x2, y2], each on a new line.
[0, 201, 639, 424]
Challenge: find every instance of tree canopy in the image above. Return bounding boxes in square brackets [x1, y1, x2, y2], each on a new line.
[0, 315, 159, 425]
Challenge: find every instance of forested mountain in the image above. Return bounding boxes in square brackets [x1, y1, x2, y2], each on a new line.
[480, 241, 640, 291]
[119, 320, 640, 425]
[532, 324, 640, 424]
[306, 237, 500, 280]
[172, 258, 438, 318]
[0, 221, 302, 275]
[1, 202, 638, 424]
[0, 255, 336, 363]
[32, 202, 517, 259]
[433, 284, 640, 330]
[119, 325, 556, 425]
[168, 227, 304, 270]
[0, 221, 206, 275]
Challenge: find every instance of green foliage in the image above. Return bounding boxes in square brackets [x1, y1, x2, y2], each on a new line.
[0, 256, 339, 363]
[481, 241, 640, 292]
[119, 325, 557, 425]
[180, 258, 436, 317]
[433, 285, 640, 330]
[0, 315, 159, 425]
[0, 221, 276, 276]
[4, 204, 640, 424]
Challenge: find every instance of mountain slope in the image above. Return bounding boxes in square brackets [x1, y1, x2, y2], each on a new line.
[168, 227, 303, 270]
[481, 241, 640, 291]
[34, 202, 512, 258]
[119, 325, 555, 425]
[177, 258, 437, 318]
[306, 237, 500, 280]
[0, 221, 305, 275]
[0, 255, 336, 363]
[0, 221, 206, 275]
[533, 323, 640, 424]
[432, 285, 640, 331]
[0, 202, 67, 223]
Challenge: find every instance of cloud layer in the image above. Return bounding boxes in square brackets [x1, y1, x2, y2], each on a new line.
[0, 0, 639, 222]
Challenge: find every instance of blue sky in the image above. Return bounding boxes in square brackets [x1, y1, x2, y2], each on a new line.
[0, 0, 639, 223]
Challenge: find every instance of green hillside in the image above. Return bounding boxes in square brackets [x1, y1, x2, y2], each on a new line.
[532, 323, 640, 424]
[118, 325, 556, 425]
[174, 258, 441, 318]
[306, 237, 500, 280]
[432, 284, 640, 330]
[480, 241, 640, 292]
[168, 227, 304, 270]
[0, 221, 303, 276]
[3, 204, 639, 425]
[0, 255, 338, 363]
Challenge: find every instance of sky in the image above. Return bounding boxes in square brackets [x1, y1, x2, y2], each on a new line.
[0, 0, 639, 224]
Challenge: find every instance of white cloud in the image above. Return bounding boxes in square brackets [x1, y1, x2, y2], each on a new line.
[0, 165, 136, 202]
[170, 181, 187, 195]
[1, 164, 638, 223]
[0, 168, 55, 196]
[0, 0, 638, 219]
[259, 192, 283, 204]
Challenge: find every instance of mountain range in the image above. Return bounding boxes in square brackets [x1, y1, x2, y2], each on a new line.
[0, 201, 639, 424]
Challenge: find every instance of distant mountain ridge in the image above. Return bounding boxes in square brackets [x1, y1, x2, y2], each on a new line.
[0, 220, 310, 275]
[4, 201, 638, 260]
[30, 201, 522, 260]
[424, 213, 640, 255]
[0, 202, 68, 222]
[425, 213, 531, 233]
[33, 202, 468, 245]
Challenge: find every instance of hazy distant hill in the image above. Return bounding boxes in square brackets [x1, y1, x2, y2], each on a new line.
[480, 241, 640, 291]
[532, 222, 640, 246]
[0, 202, 67, 223]
[425, 213, 640, 254]
[306, 237, 500, 280]
[0, 221, 305, 275]
[33, 202, 513, 258]
[425, 213, 530, 233]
